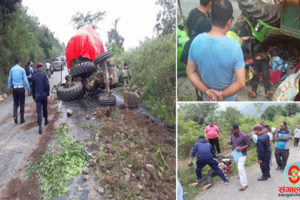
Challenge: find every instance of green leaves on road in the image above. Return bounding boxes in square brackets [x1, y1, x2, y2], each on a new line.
[26, 124, 89, 200]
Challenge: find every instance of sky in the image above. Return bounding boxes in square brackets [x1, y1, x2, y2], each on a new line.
[22, 0, 160, 50]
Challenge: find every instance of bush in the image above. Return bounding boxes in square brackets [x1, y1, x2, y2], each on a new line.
[113, 33, 176, 126]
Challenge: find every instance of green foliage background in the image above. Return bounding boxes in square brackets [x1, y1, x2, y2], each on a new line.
[111, 33, 176, 126]
[178, 103, 300, 199]
[0, 2, 62, 93]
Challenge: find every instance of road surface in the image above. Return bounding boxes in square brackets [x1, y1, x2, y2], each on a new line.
[194, 146, 300, 200]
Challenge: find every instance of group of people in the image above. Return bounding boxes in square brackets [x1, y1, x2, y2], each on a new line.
[188, 120, 294, 192]
[7, 58, 50, 134]
[182, 0, 278, 101]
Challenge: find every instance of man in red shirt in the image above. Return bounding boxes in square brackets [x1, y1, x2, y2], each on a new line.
[205, 120, 222, 154]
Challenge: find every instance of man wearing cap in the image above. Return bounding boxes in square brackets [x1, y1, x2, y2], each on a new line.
[32, 62, 50, 134]
[188, 136, 229, 185]
[274, 121, 291, 171]
[228, 124, 250, 191]
[254, 125, 271, 181]
[260, 120, 265, 127]
[205, 120, 222, 154]
[8, 58, 31, 124]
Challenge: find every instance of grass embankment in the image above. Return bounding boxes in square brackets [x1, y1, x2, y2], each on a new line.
[86, 108, 176, 199]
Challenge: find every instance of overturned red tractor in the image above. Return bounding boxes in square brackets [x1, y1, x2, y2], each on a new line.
[55, 25, 119, 105]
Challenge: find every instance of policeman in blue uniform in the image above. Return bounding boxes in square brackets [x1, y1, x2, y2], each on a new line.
[8, 58, 31, 124]
[254, 125, 271, 181]
[32, 62, 50, 134]
[188, 136, 228, 184]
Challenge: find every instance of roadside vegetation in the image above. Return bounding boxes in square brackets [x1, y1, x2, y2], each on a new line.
[112, 33, 176, 127]
[0, 1, 63, 93]
[177, 103, 300, 199]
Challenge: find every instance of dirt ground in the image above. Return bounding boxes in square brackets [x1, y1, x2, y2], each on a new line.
[0, 97, 60, 200]
[177, 76, 277, 101]
[86, 107, 176, 200]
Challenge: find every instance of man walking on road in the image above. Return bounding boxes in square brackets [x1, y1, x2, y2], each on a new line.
[186, 0, 245, 101]
[32, 62, 50, 134]
[205, 120, 222, 154]
[8, 58, 31, 124]
[293, 125, 300, 147]
[274, 121, 291, 171]
[228, 124, 250, 191]
[188, 136, 229, 185]
[254, 125, 271, 181]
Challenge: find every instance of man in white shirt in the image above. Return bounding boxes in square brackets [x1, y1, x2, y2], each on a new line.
[293, 125, 300, 147]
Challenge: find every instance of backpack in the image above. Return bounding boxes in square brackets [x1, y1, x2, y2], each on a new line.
[25, 65, 30, 76]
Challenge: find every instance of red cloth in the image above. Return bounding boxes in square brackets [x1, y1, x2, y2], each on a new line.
[66, 25, 105, 69]
[269, 70, 282, 84]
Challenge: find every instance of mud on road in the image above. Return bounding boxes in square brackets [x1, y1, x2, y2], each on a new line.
[0, 67, 175, 200]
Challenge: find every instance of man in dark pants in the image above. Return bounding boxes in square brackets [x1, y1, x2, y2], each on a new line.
[274, 121, 291, 171]
[254, 125, 271, 181]
[8, 58, 31, 123]
[32, 62, 50, 134]
[248, 46, 273, 99]
[205, 120, 222, 154]
[188, 136, 229, 185]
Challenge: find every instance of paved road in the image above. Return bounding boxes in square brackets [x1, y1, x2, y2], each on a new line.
[0, 69, 66, 190]
[194, 146, 300, 200]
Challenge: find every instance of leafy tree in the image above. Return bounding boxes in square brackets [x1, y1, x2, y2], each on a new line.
[178, 103, 219, 126]
[0, 0, 21, 27]
[71, 11, 106, 30]
[261, 105, 277, 121]
[285, 103, 299, 116]
[106, 18, 124, 50]
[154, 0, 176, 36]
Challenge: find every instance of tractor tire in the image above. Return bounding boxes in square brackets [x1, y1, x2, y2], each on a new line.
[94, 52, 111, 65]
[99, 95, 116, 106]
[238, 0, 280, 27]
[70, 62, 96, 77]
[56, 81, 84, 101]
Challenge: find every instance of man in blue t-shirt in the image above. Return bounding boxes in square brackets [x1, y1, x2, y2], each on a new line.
[186, 0, 246, 101]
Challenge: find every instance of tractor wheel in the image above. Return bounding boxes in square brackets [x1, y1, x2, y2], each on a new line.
[238, 0, 280, 27]
[70, 62, 96, 77]
[94, 52, 111, 65]
[56, 81, 84, 101]
[99, 95, 116, 106]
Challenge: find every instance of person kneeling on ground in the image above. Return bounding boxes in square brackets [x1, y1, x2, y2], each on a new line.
[197, 156, 232, 190]
[188, 136, 229, 185]
[254, 125, 271, 181]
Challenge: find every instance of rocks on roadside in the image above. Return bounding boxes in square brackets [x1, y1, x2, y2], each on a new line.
[98, 187, 104, 194]
[67, 109, 73, 117]
[124, 91, 139, 108]
[83, 175, 89, 180]
[146, 164, 155, 172]
[82, 166, 89, 174]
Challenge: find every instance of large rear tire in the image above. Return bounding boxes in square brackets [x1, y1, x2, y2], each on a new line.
[70, 62, 96, 77]
[57, 81, 84, 101]
[99, 95, 116, 106]
[238, 0, 280, 27]
[94, 52, 111, 65]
